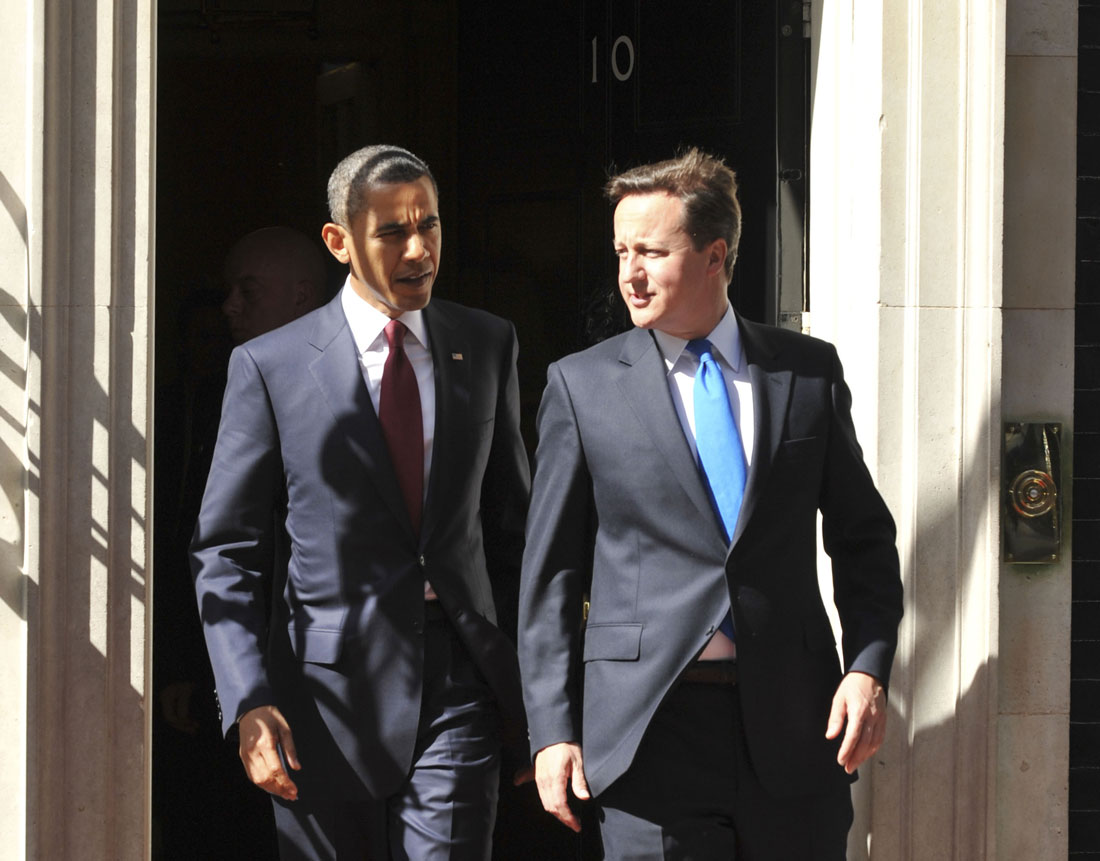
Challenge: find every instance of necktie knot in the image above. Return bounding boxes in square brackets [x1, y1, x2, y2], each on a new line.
[685, 338, 714, 363]
[384, 319, 407, 350]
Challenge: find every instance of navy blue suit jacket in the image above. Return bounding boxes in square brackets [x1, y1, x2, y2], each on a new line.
[518, 317, 902, 798]
[191, 295, 530, 800]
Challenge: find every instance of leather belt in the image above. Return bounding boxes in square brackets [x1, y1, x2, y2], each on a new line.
[679, 659, 738, 686]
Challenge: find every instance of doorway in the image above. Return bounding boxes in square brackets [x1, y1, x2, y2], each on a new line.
[153, 1, 795, 856]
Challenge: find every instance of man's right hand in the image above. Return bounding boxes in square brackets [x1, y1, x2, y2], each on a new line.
[238, 705, 301, 800]
[534, 742, 590, 832]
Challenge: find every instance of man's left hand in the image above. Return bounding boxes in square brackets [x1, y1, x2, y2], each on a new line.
[825, 671, 886, 774]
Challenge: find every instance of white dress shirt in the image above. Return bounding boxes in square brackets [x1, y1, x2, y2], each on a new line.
[340, 278, 437, 597]
[652, 304, 754, 660]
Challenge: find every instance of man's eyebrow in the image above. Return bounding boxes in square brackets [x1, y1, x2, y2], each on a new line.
[374, 214, 439, 231]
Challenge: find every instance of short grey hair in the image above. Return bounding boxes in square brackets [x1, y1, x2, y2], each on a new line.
[326, 145, 438, 228]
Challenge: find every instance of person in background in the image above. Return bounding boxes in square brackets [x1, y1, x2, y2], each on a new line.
[155, 226, 328, 859]
[221, 226, 328, 345]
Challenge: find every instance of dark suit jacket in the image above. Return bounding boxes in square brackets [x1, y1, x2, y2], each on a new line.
[518, 317, 902, 799]
[191, 295, 530, 800]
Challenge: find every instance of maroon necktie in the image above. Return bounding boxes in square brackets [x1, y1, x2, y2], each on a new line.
[379, 319, 423, 533]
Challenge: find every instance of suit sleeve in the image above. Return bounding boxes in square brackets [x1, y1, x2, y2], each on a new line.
[190, 345, 283, 734]
[479, 321, 532, 642]
[518, 362, 593, 757]
[819, 346, 903, 685]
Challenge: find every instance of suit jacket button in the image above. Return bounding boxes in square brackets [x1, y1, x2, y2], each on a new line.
[417, 554, 426, 568]
[413, 619, 424, 634]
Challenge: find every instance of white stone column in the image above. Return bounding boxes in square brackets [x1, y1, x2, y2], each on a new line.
[5, 0, 156, 857]
[810, 1, 1011, 857]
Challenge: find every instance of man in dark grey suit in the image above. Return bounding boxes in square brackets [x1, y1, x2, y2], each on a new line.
[518, 149, 903, 859]
[192, 145, 530, 859]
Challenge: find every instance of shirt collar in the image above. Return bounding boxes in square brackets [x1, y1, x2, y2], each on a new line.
[340, 275, 429, 354]
[652, 303, 742, 374]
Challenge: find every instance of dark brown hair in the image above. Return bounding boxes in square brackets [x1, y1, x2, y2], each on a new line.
[605, 148, 741, 281]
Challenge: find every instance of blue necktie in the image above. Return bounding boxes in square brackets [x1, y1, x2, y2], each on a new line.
[686, 338, 746, 640]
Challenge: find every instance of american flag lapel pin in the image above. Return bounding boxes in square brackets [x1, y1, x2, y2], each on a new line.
[451, 352, 463, 361]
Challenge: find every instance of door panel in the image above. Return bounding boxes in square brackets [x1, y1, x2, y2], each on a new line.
[458, 1, 780, 446]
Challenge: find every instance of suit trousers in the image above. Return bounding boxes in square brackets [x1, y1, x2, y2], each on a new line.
[596, 678, 852, 861]
[272, 610, 502, 860]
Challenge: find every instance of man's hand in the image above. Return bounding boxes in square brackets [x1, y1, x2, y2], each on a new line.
[534, 742, 591, 832]
[825, 671, 887, 774]
[238, 705, 301, 800]
[160, 681, 199, 735]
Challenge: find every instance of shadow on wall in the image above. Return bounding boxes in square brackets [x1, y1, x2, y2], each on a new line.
[0, 283, 32, 622]
[1, 4, 154, 844]
[847, 359, 999, 859]
[0, 168, 31, 623]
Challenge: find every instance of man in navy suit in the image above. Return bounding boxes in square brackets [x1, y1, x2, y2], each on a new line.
[518, 149, 903, 859]
[192, 145, 530, 859]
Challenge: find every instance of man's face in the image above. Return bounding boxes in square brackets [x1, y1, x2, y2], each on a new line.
[221, 253, 304, 344]
[324, 176, 441, 317]
[613, 192, 725, 340]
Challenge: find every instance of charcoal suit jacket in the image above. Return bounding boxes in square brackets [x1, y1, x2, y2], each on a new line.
[518, 316, 902, 798]
[191, 294, 530, 800]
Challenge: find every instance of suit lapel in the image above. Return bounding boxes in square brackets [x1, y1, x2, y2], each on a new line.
[307, 297, 414, 535]
[730, 315, 792, 547]
[616, 328, 726, 547]
[420, 302, 471, 544]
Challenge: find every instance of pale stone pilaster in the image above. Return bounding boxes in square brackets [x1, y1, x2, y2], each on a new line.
[15, 0, 156, 858]
[810, 1, 1008, 858]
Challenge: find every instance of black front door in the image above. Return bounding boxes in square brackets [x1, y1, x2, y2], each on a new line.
[153, 3, 798, 857]
[455, 1, 786, 446]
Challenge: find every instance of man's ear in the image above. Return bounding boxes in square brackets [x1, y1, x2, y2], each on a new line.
[321, 223, 351, 264]
[294, 280, 318, 311]
[705, 238, 728, 277]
